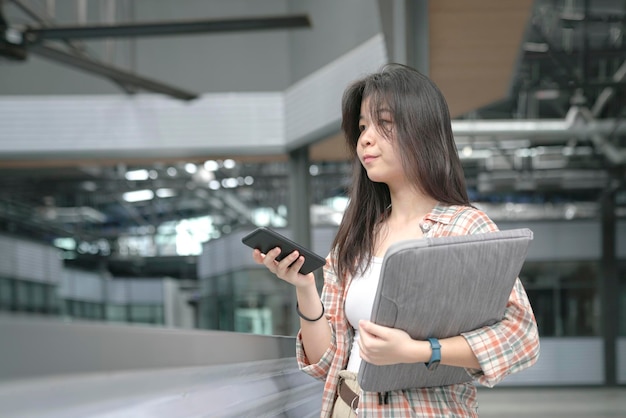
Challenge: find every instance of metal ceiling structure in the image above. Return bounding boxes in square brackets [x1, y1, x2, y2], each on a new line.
[455, 0, 626, 215]
[0, 0, 625, 278]
[1, 0, 311, 100]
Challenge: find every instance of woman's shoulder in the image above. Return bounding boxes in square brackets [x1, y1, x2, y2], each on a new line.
[431, 203, 498, 234]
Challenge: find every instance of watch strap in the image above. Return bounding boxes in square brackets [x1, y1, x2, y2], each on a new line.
[426, 337, 441, 370]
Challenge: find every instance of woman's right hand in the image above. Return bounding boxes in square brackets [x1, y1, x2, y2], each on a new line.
[252, 248, 317, 289]
[254, 247, 329, 364]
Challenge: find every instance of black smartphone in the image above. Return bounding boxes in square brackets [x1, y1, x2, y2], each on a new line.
[242, 227, 326, 274]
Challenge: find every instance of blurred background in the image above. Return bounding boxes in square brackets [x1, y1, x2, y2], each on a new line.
[0, 0, 624, 416]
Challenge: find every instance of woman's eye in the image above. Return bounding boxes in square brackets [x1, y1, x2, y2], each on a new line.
[358, 124, 366, 132]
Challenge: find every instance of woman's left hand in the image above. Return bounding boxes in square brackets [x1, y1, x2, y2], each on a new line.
[357, 320, 420, 365]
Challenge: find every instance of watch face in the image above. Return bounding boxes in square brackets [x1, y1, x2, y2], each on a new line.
[427, 360, 440, 371]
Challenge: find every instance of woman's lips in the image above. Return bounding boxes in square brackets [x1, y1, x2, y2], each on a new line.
[362, 154, 378, 164]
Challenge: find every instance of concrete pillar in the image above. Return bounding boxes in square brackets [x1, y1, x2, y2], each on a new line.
[288, 145, 311, 334]
[600, 181, 618, 385]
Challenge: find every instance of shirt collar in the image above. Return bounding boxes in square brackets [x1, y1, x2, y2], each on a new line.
[423, 202, 461, 225]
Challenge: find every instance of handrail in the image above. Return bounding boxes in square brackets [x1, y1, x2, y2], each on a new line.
[0, 315, 323, 417]
[0, 315, 296, 381]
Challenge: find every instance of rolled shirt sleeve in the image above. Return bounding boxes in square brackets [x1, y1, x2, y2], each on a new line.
[296, 322, 336, 381]
[462, 278, 540, 387]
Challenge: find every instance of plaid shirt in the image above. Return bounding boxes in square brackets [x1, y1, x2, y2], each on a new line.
[296, 203, 540, 417]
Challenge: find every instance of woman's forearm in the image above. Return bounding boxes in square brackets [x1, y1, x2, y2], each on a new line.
[402, 335, 480, 369]
[296, 284, 332, 364]
[439, 335, 480, 369]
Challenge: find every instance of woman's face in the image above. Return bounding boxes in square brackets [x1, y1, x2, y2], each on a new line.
[356, 97, 406, 187]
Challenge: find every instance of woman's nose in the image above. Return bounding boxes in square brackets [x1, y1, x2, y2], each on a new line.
[359, 128, 374, 146]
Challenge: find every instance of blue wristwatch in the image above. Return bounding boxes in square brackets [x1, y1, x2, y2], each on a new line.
[426, 337, 441, 371]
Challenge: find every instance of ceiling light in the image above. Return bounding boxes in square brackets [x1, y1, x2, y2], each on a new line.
[534, 89, 560, 100]
[223, 159, 236, 169]
[125, 169, 149, 181]
[156, 188, 177, 198]
[221, 178, 238, 188]
[123, 189, 154, 202]
[80, 181, 98, 192]
[523, 42, 549, 52]
[185, 163, 198, 174]
[5, 28, 23, 44]
[53, 237, 76, 251]
[192, 168, 215, 183]
[204, 160, 219, 171]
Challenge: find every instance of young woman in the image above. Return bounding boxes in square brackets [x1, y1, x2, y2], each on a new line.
[252, 63, 540, 417]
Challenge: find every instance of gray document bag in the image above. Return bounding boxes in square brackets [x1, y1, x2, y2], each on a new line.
[357, 228, 533, 392]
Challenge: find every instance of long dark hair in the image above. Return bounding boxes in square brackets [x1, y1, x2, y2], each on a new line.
[331, 63, 470, 281]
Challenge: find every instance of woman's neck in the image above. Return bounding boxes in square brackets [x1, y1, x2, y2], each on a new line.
[373, 189, 437, 257]
[386, 187, 438, 224]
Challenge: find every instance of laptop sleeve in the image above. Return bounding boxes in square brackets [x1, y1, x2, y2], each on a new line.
[357, 228, 533, 391]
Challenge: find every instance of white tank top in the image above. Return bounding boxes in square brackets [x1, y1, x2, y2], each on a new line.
[345, 256, 383, 373]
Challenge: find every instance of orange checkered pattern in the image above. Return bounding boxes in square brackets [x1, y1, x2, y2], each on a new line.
[296, 203, 540, 417]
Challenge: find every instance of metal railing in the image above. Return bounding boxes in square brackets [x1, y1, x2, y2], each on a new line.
[0, 315, 323, 417]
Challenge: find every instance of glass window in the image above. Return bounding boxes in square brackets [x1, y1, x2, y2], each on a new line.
[66, 301, 103, 320]
[84, 302, 103, 320]
[31, 283, 46, 312]
[76, 301, 86, 318]
[617, 260, 626, 337]
[47, 285, 61, 315]
[63, 300, 76, 317]
[0, 277, 13, 310]
[106, 305, 128, 322]
[235, 307, 273, 334]
[15, 280, 32, 312]
[521, 260, 600, 337]
[197, 295, 218, 330]
[153, 306, 164, 325]
[218, 298, 234, 331]
[199, 267, 295, 335]
[129, 305, 160, 324]
[216, 273, 235, 331]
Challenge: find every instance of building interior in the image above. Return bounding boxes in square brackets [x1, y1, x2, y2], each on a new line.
[0, 0, 624, 276]
[0, 0, 625, 416]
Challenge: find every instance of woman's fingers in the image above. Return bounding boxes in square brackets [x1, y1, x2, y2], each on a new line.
[252, 248, 280, 273]
[253, 248, 305, 282]
[274, 250, 304, 279]
[274, 249, 297, 270]
[252, 248, 266, 264]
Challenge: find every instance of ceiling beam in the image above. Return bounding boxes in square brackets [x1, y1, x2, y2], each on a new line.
[24, 14, 312, 41]
[29, 43, 198, 100]
[7, 0, 135, 94]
